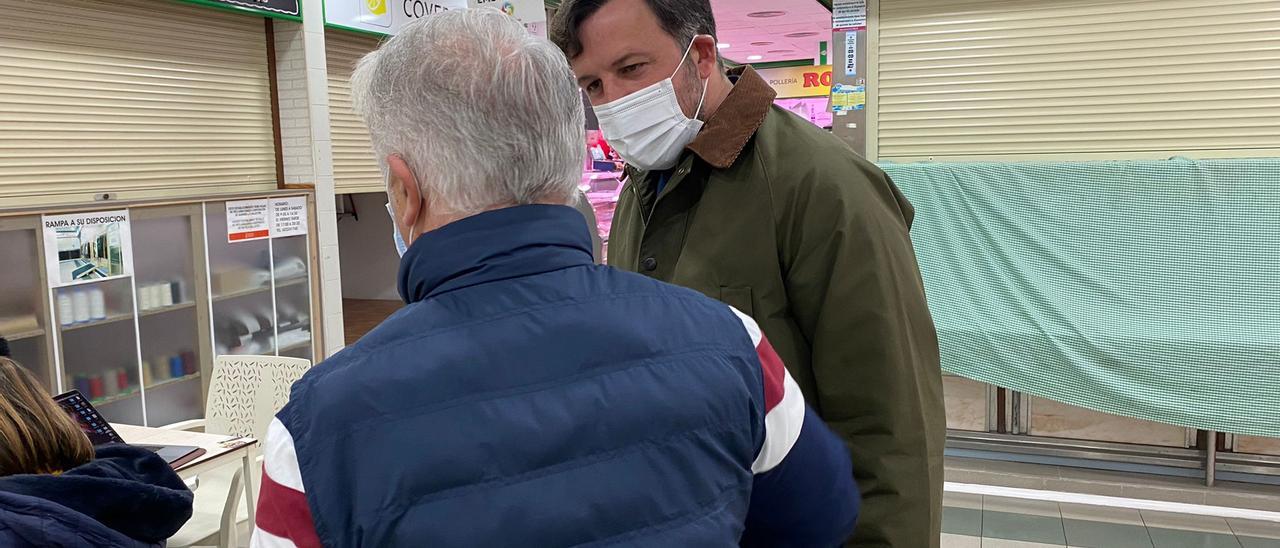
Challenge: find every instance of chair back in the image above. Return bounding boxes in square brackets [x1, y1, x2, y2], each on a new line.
[205, 355, 312, 440]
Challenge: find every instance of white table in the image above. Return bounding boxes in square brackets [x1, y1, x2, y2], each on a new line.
[115, 423, 259, 525]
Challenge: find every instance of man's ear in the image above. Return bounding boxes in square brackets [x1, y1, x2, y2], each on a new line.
[386, 154, 422, 228]
[691, 34, 719, 80]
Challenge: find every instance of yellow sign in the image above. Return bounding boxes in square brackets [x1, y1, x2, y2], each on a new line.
[756, 65, 833, 98]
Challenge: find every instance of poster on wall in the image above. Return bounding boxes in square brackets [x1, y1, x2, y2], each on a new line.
[832, 0, 867, 30]
[324, 0, 467, 36]
[42, 210, 134, 288]
[271, 197, 309, 238]
[831, 84, 866, 112]
[226, 199, 271, 243]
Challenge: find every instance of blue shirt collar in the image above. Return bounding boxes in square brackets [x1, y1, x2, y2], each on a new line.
[397, 204, 594, 304]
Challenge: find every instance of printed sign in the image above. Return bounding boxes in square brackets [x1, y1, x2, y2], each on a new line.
[226, 199, 271, 243]
[271, 197, 309, 238]
[845, 32, 858, 77]
[42, 210, 134, 288]
[831, 84, 866, 112]
[324, 0, 466, 36]
[756, 65, 834, 99]
[199, 0, 300, 18]
[832, 0, 867, 30]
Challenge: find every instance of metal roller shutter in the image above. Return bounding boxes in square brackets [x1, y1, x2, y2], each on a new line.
[0, 0, 277, 207]
[326, 30, 383, 195]
[876, 0, 1280, 161]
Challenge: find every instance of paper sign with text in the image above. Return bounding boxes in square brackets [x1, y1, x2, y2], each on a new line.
[833, 0, 867, 30]
[226, 199, 271, 243]
[271, 197, 309, 238]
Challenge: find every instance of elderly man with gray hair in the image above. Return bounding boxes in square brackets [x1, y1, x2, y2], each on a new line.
[250, 9, 857, 548]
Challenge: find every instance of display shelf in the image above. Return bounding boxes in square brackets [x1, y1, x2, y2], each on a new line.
[278, 339, 311, 354]
[139, 301, 195, 318]
[276, 276, 308, 289]
[146, 372, 200, 391]
[213, 277, 306, 303]
[92, 387, 141, 407]
[60, 312, 133, 333]
[5, 326, 45, 341]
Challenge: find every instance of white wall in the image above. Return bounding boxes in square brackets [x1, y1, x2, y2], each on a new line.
[337, 192, 401, 301]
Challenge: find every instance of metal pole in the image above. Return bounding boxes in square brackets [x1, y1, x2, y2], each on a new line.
[1206, 430, 1217, 487]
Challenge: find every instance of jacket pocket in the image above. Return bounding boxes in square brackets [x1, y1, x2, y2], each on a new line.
[718, 286, 754, 317]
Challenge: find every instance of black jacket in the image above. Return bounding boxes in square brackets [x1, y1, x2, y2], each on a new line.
[0, 444, 193, 547]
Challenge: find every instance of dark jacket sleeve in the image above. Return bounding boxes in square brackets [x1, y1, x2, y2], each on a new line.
[742, 405, 860, 548]
[775, 159, 947, 548]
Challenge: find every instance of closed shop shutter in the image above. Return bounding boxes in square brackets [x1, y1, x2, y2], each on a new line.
[876, 0, 1280, 161]
[326, 30, 383, 195]
[0, 0, 277, 207]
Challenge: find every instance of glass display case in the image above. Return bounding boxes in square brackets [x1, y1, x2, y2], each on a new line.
[0, 216, 54, 389]
[54, 277, 142, 424]
[0, 192, 320, 427]
[272, 233, 313, 361]
[207, 201, 279, 357]
[132, 205, 210, 427]
[206, 200, 316, 360]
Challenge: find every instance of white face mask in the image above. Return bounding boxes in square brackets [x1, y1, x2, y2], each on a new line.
[592, 38, 709, 172]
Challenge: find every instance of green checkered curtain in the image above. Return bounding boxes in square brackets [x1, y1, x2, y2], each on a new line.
[883, 159, 1280, 437]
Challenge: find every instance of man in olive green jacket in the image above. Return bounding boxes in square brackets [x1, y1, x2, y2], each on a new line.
[553, 0, 945, 545]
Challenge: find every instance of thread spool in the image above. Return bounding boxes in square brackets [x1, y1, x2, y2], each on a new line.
[181, 351, 197, 375]
[72, 291, 91, 323]
[102, 370, 120, 397]
[88, 374, 104, 399]
[170, 280, 184, 304]
[169, 355, 184, 379]
[139, 285, 154, 310]
[151, 358, 170, 381]
[74, 374, 91, 396]
[58, 293, 74, 326]
[89, 288, 106, 320]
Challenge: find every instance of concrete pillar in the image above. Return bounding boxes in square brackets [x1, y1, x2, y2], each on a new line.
[830, 28, 869, 159]
[274, 3, 346, 358]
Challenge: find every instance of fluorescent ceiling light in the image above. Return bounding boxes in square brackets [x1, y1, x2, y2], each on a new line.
[717, 43, 731, 49]
[747, 55, 764, 61]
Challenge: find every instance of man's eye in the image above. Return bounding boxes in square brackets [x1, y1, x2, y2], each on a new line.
[585, 81, 602, 94]
[619, 63, 643, 75]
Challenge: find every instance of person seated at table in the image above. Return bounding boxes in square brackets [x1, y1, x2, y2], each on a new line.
[0, 346, 194, 548]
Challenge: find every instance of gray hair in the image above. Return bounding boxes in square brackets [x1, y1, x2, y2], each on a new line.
[351, 9, 585, 215]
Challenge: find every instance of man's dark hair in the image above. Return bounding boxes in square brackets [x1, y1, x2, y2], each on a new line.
[550, 0, 717, 59]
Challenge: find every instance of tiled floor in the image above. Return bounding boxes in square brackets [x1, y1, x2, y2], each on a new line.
[942, 492, 1280, 547]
